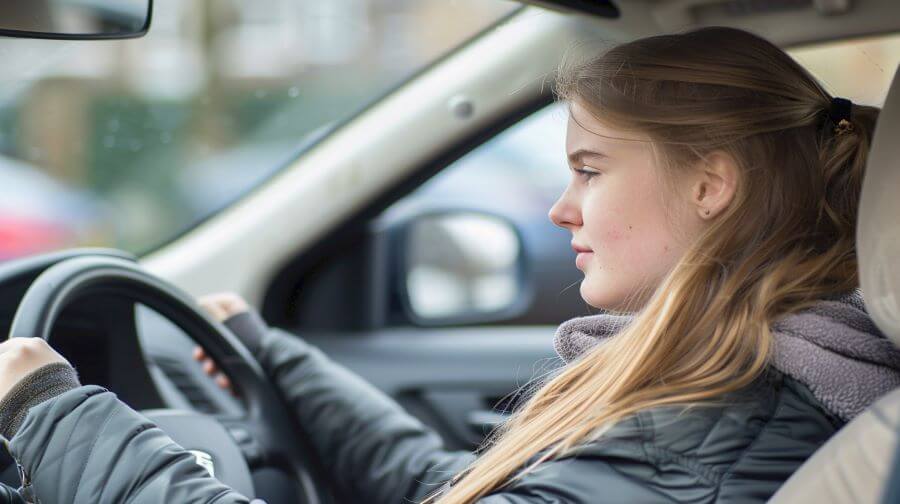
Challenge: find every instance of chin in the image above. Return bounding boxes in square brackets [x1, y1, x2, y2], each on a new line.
[580, 276, 642, 313]
[580, 279, 616, 311]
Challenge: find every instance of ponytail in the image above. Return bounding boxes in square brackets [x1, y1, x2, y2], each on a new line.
[817, 97, 879, 238]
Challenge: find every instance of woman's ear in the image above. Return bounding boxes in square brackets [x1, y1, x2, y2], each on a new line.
[691, 151, 738, 219]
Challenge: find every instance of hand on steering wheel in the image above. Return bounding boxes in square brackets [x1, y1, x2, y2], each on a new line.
[194, 292, 251, 394]
[0, 338, 69, 404]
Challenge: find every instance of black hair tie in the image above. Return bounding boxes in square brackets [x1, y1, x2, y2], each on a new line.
[827, 97, 854, 136]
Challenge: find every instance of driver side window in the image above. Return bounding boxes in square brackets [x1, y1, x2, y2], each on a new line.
[377, 102, 589, 327]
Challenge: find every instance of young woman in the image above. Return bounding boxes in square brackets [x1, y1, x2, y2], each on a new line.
[0, 27, 898, 503]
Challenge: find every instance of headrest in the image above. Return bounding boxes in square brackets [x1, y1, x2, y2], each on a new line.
[858, 63, 900, 348]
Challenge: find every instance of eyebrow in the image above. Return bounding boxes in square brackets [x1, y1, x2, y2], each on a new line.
[567, 148, 608, 165]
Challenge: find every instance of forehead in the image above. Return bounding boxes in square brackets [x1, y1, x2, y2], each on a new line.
[565, 101, 648, 153]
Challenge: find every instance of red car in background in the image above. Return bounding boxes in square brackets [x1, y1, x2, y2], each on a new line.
[0, 155, 112, 260]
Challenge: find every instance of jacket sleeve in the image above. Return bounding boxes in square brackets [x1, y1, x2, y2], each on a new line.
[0, 483, 26, 504]
[1, 322, 682, 503]
[240, 320, 680, 504]
[251, 326, 475, 504]
[474, 455, 680, 504]
[7, 385, 252, 504]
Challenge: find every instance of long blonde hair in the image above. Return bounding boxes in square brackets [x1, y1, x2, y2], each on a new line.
[425, 27, 879, 503]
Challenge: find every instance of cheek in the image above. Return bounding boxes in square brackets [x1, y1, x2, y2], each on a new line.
[594, 206, 674, 272]
[579, 175, 682, 309]
[585, 180, 673, 258]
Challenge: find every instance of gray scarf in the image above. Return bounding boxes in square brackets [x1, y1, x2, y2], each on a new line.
[553, 290, 900, 421]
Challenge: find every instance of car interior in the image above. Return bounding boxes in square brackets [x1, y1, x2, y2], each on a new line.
[0, 0, 898, 503]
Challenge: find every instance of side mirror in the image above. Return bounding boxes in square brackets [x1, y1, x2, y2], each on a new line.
[0, 0, 152, 40]
[399, 210, 530, 325]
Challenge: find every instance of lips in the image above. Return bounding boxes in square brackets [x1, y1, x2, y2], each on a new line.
[571, 242, 592, 254]
[572, 242, 593, 269]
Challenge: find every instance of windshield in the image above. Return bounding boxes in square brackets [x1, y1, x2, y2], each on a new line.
[0, 0, 518, 259]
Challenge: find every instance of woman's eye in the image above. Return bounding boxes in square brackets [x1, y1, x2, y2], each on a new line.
[574, 167, 600, 179]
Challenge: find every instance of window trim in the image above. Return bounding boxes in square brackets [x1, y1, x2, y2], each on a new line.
[260, 92, 554, 326]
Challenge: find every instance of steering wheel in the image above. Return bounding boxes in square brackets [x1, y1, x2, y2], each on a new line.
[6, 254, 333, 504]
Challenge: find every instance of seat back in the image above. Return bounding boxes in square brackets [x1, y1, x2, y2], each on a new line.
[769, 64, 900, 504]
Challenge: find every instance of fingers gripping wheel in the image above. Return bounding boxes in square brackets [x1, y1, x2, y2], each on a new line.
[8, 255, 332, 504]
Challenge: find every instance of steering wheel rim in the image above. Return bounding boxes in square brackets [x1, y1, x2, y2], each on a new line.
[8, 255, 332, 504]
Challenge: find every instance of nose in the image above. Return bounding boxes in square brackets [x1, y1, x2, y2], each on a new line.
[549, 186, 582, 230]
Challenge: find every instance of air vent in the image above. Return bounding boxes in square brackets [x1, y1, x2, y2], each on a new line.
[154, 358, 219, 414]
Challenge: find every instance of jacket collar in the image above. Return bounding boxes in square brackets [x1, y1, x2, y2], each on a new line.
[553, 290, 900, 421]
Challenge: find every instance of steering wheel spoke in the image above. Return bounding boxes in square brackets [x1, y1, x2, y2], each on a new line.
[216, 417, 267, 469]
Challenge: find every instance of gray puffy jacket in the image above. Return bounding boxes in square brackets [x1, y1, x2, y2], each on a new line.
[0, 319, 849, 504]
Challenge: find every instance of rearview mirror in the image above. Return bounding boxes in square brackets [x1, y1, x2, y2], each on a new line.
[0, 0, 152, 40]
